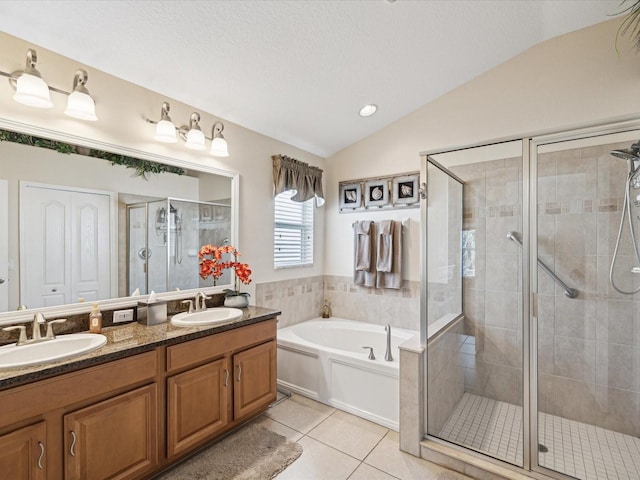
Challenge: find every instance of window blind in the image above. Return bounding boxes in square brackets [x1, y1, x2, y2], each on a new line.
[274, 190, 313, 268]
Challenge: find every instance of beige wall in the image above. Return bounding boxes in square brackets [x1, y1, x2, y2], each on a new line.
[2, 18, 639, 311]
[0, 31, 326, 303]
[324, 19, 640, 280]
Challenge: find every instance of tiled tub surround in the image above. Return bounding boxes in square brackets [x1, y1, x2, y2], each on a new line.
[255, 275, 420, 331]
[255, 276, 325, 329]
[0, 305, 280, 388]
[323, 275, 420, 331]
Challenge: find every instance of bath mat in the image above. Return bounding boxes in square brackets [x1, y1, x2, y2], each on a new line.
[156, 423, 302, 480]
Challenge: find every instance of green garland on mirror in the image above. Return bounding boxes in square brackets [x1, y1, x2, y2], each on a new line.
[0, 129, 185, 179]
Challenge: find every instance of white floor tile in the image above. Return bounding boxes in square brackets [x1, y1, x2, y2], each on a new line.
[365, 431, 473, 480]
[308, 410, 389, 460]
[274, 436, 360, 480]
[348, 462, 399, 480]
[266, 394, 335, 434]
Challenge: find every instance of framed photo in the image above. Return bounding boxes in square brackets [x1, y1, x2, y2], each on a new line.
[339, 182, 362, 210]
[393, 174, 419, 205]
[364, 179, 389, 208]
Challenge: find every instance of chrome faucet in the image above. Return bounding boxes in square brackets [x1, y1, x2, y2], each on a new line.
[384, 324, 393, 362]
[194, 292, 211, 312]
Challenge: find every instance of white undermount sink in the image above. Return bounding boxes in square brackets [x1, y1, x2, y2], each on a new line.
[0, 333, 108, 369]
[171, 307, 243, 327]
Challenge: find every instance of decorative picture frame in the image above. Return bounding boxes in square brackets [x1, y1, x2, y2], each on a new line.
[364, 179, 389, 208]
[392, 174, 419, 205]
[339, 182, 362, 210]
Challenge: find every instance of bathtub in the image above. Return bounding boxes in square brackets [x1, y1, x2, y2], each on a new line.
[276, 317, 418, 430]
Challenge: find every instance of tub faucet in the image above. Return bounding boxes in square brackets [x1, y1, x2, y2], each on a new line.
[384, 324, 393, 362]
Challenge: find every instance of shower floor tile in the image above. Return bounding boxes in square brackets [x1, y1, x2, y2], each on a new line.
[439, 393, 640, 480]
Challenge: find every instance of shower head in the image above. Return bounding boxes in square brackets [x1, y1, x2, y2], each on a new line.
[611, 149, 638, 161]
[611, 141, 640, 176]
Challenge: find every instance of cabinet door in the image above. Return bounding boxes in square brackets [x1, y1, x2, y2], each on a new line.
[0, 422, 46, 480]
[64, 384, 157, 480]
[233, 340, 277, 420]
[167, 357, 229, 458]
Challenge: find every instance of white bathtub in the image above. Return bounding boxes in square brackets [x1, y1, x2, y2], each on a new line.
[276, 317, 418, 430]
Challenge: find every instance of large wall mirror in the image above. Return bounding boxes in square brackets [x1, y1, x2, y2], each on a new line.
[0, 123, 238, 324]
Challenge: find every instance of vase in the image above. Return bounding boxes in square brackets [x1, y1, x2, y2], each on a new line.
[224, 295, 249, 308]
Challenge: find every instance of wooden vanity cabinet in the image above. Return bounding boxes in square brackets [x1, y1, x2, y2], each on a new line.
[0, 421, 46, 480]
[64, 384, 158, 480]
[167, 357, 229, 458]
[165, 319, 277, 461]
[233, 340, 277, 421]
[0, 317, 277, 480]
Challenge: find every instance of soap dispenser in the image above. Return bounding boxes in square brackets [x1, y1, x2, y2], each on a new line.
[89, 303, 103, 333]
[321, 299, 332, 319]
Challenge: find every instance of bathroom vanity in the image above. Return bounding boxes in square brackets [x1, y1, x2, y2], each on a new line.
[0, 307, 279, 480]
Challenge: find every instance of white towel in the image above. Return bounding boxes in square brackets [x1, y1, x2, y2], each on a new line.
[376, 220, 393, 272]
[354, 221, 372, 271]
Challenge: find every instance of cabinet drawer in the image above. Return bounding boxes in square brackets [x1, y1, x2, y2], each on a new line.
[166, 319, 276, 373]
[0, 351, 157, 428]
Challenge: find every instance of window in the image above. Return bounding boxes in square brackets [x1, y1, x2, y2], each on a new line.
[274, 190, 313, 268]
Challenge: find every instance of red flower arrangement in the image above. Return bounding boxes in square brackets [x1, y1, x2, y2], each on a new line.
[198, 244, 252, 297]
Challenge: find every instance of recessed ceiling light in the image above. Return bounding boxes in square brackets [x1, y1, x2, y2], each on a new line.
[359, 104, 377, 117]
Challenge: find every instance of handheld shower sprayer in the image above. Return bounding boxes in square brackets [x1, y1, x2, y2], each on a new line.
[609, 140, 640, 295]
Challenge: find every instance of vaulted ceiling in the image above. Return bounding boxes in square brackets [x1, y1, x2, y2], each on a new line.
[0, 0, 622, 157]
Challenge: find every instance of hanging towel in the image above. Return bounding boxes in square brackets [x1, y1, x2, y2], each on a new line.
[354, 221, 372, 271]
[376, 220, 402, 289]
[376, 220, 393, 272]
[354, 222, 377, 287]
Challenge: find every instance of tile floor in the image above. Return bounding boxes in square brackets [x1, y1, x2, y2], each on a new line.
[253, 392, 473, 480]
[439, 392, 640, 480]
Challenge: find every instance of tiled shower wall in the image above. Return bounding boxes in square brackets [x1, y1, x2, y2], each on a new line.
[450, 156, 524, 407]
[254, 275, 420, 332]
[536, 142, 640, 437]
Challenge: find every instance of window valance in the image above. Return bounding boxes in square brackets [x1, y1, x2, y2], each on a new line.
[272, 154, 324, 207]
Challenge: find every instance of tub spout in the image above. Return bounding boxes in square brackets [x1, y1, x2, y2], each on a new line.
[384, 324, 393, 361]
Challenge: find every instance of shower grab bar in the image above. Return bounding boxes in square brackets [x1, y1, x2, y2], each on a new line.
[507, 231, 578, 298]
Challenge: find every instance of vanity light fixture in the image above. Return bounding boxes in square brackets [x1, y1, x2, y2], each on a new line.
[64, 69, 97, 121]
[0, 49, 98, 120]
[152, 102, 178, 143]
[146, 103, 230, 157]
[359, 104, 378, 117]
[210, 122, 229, 157]
[184, 112, 206, 150]
[11, 49, 53, 109]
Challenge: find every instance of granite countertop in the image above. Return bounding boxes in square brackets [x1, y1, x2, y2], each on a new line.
[0, 306, 281, 391]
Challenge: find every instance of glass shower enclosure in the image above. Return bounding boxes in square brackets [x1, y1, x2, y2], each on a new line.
[423, 121, 640, 480]
[126, 197, 231, 296]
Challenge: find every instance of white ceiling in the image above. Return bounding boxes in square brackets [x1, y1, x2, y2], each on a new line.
[0, 0, 622, 157]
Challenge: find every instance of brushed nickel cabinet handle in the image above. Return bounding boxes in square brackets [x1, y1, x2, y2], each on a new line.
[236, 365, 242, 382]
[37, 442, 44, 469]
[224, 368, 229, 387]
[70, 431, 76, 457]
